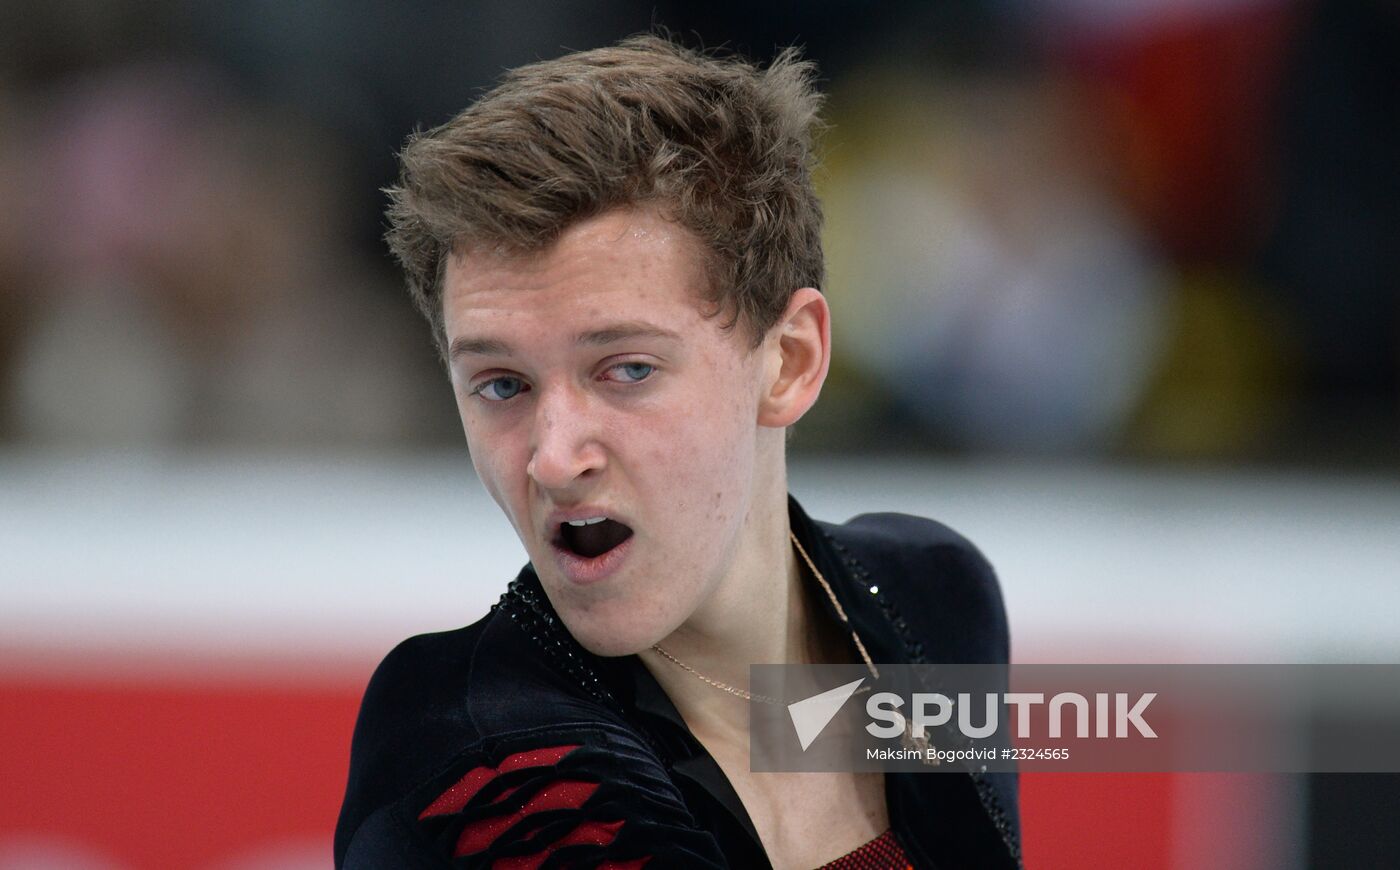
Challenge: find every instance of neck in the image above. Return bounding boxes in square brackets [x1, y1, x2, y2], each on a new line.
[638, 469, 845, 740]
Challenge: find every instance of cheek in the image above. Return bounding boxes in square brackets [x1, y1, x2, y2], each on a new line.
[641, 368, 757, 523]
[463, 418, 528, 520]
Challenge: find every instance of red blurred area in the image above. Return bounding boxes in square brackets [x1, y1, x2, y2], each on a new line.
[1022, 773, 1174, 870]
[0, 676, 360, 869]
[1061, 2, 1296, 261]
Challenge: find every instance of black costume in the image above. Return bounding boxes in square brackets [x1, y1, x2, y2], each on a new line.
[336, 497, 1021, 869]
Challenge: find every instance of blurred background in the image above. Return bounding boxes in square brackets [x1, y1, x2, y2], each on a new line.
[0, 1, 1396, 868]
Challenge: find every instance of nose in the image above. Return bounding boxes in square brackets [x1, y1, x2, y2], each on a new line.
[526, 385, 606, 492]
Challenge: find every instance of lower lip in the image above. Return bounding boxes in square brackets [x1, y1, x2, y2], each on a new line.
[551, 533, 634, 585]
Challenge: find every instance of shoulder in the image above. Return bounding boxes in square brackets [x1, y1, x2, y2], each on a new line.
[346, 605, 608, 751]
[819, 511, 1009, 665]
[336, 597, 727, 869]
[336, 607, 616, 864]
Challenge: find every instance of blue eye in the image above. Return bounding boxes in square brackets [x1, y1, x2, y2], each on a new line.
[611, 362, 654, 383]
[474, 376, 526, 401]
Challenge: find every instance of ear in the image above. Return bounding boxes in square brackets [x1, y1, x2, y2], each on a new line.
[757, 287, 831, 428]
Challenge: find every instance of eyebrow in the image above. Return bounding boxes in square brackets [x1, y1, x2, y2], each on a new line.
[575, 321, 682, 348]
[449, 321, 681, 362]
[448, 336, 512, 360]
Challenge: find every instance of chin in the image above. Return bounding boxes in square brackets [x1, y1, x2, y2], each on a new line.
[574, 633, 651, 658]
[558, 606, 666, 659]
[567, 624, 656, 658]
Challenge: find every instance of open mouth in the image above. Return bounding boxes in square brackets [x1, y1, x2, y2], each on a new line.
[553, 517, 634, 559]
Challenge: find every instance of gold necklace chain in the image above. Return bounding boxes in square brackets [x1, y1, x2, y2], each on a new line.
[649, 644, 784, 705]
[789, 531, 878, 676]
[650, 531, 879, 704]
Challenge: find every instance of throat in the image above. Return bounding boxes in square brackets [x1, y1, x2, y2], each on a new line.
[793, 552, 858, 667]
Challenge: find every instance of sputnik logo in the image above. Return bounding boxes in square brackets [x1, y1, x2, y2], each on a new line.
[787, 677, 867, 751]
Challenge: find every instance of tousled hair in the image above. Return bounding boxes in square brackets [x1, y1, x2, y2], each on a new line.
[384, 34, 826, 358]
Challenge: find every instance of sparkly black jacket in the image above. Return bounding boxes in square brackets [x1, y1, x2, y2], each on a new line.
[335, 497, 1021, 869]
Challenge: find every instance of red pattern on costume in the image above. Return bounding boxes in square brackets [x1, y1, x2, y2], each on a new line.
[816, 829, 913, 870]
[492, 819, 647, 870]
[420, 745, 582, 818]
[454, 780, 600, 855]
[418, 744, 650, 867]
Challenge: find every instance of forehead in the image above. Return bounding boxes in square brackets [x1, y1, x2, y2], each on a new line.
[442, 208, 714, 332]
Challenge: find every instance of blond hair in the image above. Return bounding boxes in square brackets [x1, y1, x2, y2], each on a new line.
[384, 34, 826, 357]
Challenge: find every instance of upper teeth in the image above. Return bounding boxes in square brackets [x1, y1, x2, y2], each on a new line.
[566, 517, 607, 526]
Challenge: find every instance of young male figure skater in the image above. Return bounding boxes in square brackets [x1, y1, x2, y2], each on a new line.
[336, 36, 1019, 869]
